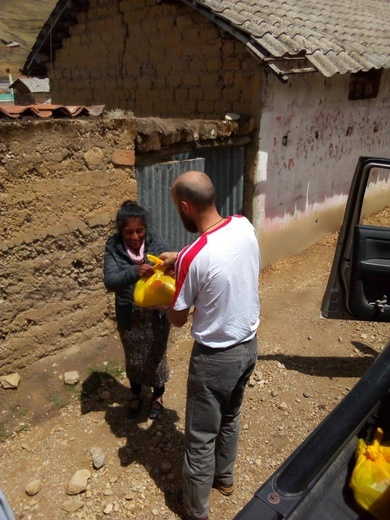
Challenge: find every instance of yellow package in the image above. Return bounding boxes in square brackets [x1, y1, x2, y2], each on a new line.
[134, 254, 175, 308]
[350, 427, 390, 520]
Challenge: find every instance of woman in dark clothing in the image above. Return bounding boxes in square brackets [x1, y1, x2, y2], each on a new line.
[103, 200, 170, 420]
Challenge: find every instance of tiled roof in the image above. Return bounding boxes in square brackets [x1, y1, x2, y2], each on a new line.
[9, 77, 50, 93]
[23, 0, 390, 80]
[0, 104, 105, 120]
[182, 0, 390, 79]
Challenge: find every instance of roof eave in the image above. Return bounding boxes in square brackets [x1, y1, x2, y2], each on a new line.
[179, 0, 322, 82]
[22, 0, 89, 77]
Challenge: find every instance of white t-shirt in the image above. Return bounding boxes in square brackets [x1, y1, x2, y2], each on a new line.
[173, 215, 261, 348]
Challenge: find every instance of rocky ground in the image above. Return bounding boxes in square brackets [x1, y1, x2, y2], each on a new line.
[0, 228, 389, 520]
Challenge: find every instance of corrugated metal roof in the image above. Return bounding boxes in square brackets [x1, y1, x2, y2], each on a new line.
[23, 0, 390, 79]
[0, 104, 105, 120]
[186, 0, 390, 78]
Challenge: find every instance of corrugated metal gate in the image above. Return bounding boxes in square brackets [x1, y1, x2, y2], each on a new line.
[136, 146, 244, 251]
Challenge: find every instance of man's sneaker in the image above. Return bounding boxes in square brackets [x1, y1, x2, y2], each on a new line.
[212, 480, 235, 496]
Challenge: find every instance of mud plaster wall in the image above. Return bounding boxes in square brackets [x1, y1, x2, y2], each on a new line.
[50, 0, 262, 119]
[0, 115, 254, 372]
[256, 70, 390, 266]
[0, 118, 138, 373]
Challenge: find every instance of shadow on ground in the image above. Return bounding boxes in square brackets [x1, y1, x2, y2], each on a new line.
[80, 371, 184, 516]
[257, 342, 379, 378]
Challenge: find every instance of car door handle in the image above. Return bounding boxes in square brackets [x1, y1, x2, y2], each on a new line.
[368, 295, 388, 312]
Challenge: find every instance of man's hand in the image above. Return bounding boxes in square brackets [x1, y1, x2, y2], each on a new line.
[159, 252, 178, 271]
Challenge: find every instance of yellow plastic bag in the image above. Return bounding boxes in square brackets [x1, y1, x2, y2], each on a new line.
[350, 427, 390, 520]
[134, 254, 175, 308]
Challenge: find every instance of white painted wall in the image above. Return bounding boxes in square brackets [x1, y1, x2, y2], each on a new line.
[255, 70, 390, 266]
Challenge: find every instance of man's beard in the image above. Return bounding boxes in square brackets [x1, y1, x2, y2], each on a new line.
[179, 207, 198, 233]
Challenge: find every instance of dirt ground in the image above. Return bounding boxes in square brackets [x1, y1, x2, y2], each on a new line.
[0, 227, 389, 520]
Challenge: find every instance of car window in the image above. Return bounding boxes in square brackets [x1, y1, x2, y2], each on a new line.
[360, 167, 390, 226]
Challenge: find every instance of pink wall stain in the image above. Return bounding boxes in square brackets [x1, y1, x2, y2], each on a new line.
[275, 115, 293, 126]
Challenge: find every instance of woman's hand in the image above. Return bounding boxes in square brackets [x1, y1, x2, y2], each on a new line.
[137, 264, 154, 278]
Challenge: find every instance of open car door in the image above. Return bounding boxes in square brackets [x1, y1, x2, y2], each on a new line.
[321, 156, 390, 322]
[235, 157, 390, 520]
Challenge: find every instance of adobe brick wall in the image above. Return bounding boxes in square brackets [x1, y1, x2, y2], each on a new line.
[0, 118, 138, 372]
[0, 115, 254, 373]
[50, 0, 262, 119]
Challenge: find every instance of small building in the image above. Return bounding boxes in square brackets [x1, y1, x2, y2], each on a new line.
[0, 74, 14, 104]
[9, 77, 50, 105]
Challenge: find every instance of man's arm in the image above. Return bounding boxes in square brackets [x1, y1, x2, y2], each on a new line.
[158, 251, 191, 327]
[164, 306, 190, 327]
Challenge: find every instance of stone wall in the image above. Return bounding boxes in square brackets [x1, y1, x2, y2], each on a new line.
[50, 0, 262, 119]
[0, 118, 138, 372]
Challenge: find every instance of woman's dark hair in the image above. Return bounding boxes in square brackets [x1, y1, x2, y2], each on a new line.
[116, 200, 149, 233]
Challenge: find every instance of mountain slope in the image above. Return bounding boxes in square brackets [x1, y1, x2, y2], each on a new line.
[0, 0, 57, 75]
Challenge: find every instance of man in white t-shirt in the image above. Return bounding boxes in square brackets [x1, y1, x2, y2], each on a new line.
[159, 171, 261, 520]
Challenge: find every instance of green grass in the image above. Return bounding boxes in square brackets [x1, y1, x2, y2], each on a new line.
[87, 359, 124, 379]
[7, 403, 29, 416]
[101, 359, 124, 378]
[65, 384, 81, 400]
[0, 422, 6, 442]
[47, 390, 70, 409]
[82, 359, 124, 398]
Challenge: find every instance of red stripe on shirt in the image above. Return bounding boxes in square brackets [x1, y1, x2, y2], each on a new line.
[173, 234, 208, 306]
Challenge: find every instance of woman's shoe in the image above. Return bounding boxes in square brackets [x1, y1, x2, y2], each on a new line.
[128, 395, 142, 419]
[149, 397, 163, 420]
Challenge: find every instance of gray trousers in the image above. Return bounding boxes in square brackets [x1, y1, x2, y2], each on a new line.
[182, 336, 258, 520]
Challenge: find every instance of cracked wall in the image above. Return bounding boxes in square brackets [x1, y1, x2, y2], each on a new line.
[49, 0, 262, 119]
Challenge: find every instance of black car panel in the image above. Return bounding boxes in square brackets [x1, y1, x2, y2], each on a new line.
[348, 225, 390, 320]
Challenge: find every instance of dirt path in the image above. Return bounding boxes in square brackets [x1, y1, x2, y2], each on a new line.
[0, 230, 388, 520]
